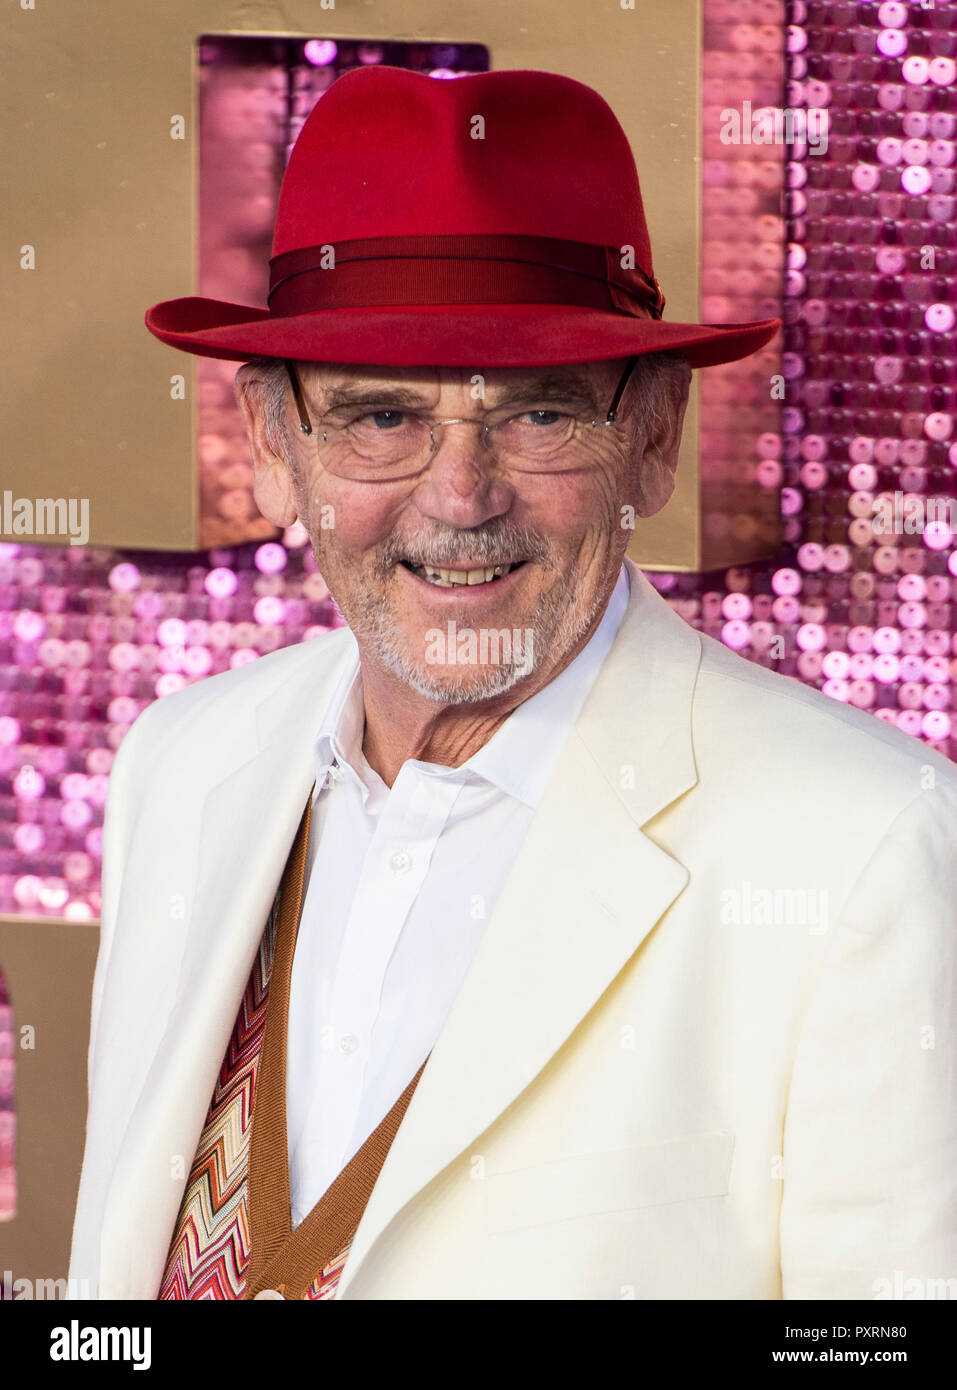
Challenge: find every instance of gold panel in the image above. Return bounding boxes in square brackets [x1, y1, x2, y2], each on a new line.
[2, 0, 782, 568]
[0, 920, 99, 1290]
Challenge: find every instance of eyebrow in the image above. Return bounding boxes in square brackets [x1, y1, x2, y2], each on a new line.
[320, 372, 600, 413]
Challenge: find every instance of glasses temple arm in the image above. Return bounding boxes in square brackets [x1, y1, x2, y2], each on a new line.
[284, 359, 313, 435]
[605, 354, 640, 423]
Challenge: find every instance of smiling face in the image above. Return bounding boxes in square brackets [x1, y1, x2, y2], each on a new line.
[237, 357, 689, 707]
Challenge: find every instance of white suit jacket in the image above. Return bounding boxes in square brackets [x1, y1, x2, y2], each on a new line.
[69, 557, 957, 1300]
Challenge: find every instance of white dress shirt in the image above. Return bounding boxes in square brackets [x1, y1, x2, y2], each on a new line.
[285, 563, 631, 1225]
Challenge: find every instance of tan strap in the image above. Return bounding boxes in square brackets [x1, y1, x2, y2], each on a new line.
[245, 791, 429, 1299]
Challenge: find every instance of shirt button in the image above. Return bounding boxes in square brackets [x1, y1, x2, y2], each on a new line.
[338, 1032, 359, 1055]
[388, 849, 412, 874]
[253, 1288, 285, 1300]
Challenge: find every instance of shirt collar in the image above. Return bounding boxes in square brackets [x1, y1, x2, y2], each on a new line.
[464, 562, 630, 807]
[312, 562, 631, 811]
[312, 632, 373, 807]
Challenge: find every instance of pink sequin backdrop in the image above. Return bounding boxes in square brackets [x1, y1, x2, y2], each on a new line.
[2, 6, 957, 924]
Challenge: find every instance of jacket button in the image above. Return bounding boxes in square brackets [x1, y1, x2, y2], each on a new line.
[253, 1288, 285, 1300]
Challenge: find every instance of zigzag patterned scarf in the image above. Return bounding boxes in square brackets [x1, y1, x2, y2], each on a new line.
[159, 794, 427, 1300]
[158, 891, 351, 1299]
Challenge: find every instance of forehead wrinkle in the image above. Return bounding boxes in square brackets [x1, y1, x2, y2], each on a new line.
[322, 383, 435, 408]
[301, 364, 606, 413]
[298, 362, 442, 409]
[488, 374, 600, 412]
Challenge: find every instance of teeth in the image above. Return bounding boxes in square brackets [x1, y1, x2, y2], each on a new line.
[409, 562, 517, 587]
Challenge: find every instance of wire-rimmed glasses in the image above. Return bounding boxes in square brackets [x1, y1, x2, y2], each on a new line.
[282, 356, 639, 482]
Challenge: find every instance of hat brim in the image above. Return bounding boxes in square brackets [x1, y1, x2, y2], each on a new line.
[145, 297, 780, 369]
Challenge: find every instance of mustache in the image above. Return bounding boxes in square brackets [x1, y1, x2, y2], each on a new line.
[381, 522, 549, 570]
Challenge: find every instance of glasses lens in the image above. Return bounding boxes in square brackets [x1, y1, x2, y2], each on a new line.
[490, 410, 579, 468]
[316, 405, 587, 479]
[316, 405, 431, 479]
[323, 406, 429, 460]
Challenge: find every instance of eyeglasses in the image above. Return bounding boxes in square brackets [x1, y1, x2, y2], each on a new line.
[282, 356, 639, 482]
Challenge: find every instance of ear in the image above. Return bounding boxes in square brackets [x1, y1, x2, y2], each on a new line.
[233, 364, 300, 528]
[632, 365, 691, 518]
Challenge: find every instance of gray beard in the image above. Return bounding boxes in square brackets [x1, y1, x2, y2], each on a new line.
[341, 561, 609, 704]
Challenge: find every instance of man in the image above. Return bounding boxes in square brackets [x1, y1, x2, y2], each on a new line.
[70, 66, 956, 1300]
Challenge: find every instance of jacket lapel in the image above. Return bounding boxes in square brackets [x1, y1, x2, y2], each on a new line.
[97, 638, 355, 1298]
[335, 559, 702, 1296]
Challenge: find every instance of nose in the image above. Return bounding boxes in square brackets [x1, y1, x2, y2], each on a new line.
[410, 420, 515, 529]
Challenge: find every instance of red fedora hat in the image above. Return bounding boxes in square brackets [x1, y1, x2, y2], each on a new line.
[146, 66, 780, 369]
